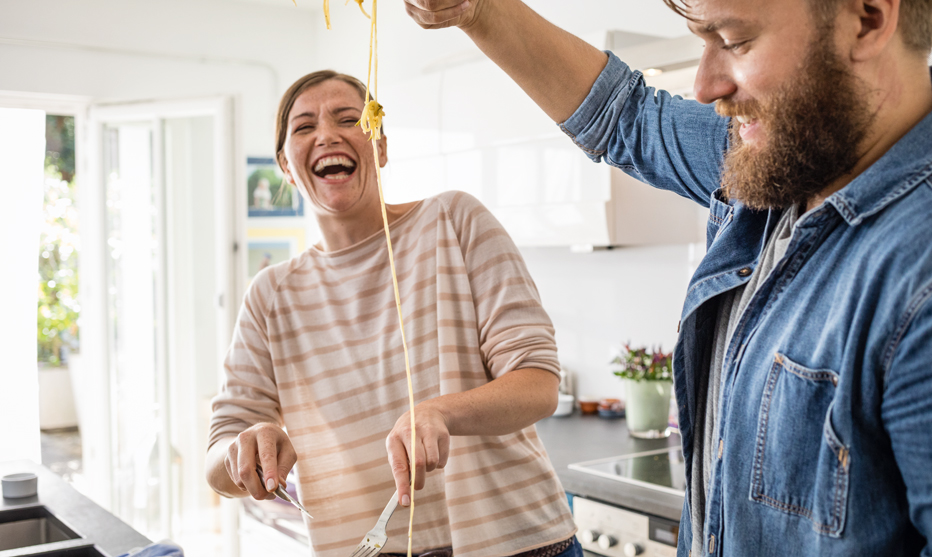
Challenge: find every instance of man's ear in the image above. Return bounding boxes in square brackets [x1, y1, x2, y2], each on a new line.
[846, 0, 900, 62]
[378, 134, 388, 168]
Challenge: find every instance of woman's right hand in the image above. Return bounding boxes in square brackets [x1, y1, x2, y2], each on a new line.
[403, 0, 483, 30]
[224, 422, 297, 501]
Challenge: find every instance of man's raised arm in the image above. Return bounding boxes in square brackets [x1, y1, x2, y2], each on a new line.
[405, 0, 608, 123]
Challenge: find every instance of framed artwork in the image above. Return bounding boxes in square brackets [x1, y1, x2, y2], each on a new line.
[247, 228, 307, 279]
[247, 157, 304, 217]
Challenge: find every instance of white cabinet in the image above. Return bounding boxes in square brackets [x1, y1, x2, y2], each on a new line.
[380, 32, 707, 248]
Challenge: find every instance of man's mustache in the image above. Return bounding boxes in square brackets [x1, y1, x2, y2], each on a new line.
[715, 98, 764, 120]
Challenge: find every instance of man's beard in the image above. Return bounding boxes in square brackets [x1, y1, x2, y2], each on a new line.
[717, 34, 873, 211]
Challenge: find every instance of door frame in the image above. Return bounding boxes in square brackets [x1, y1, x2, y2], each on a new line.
[85, 96, 240, 537]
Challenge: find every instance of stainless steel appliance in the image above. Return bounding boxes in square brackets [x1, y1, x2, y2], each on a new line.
[569, 448, 685, 557]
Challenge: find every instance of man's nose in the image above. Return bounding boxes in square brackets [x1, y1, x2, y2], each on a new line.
[693, 49, 737, 105]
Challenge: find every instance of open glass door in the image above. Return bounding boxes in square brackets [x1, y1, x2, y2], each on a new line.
[83, 97, 238, 550]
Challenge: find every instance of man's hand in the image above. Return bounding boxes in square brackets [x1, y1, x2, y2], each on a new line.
[403, 0, 481, 30]
[385, 403, 451, 506]
[222, 423, 297, 501]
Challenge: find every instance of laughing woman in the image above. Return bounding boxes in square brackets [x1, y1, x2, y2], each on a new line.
[205, 71, 580, 557]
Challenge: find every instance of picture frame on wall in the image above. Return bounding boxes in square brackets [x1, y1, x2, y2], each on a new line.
[247, 227, 307, 280]
[247, 156, 304, 217]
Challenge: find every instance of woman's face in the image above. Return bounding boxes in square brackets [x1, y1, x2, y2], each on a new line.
[280, 79, 387, 216]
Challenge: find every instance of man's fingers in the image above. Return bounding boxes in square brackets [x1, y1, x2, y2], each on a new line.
[386, 435, 412, 506]
[404, 0, 473, 28]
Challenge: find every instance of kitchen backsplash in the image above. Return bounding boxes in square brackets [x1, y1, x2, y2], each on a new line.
[520, 243, 705, 401]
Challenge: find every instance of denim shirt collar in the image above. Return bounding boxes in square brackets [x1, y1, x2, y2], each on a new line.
[827, 103, 932, 226]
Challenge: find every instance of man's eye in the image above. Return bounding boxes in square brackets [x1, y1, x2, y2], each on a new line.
[723, 40, 749, 52]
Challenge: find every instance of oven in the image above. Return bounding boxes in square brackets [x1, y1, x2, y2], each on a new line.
[568, 447, 685, 557]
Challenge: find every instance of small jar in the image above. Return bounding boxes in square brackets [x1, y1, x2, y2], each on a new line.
[578, 398, 599, 415]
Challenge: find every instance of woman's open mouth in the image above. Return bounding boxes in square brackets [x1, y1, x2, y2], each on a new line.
[313, 154, 357, 180]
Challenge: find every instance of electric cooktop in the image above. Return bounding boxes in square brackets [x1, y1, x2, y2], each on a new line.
[568, 447, 687, 497]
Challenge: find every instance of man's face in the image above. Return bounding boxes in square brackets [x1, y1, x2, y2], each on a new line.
[688, 0, 871, 210]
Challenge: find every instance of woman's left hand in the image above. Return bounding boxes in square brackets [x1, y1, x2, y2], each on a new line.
[386, 401, 451, 507]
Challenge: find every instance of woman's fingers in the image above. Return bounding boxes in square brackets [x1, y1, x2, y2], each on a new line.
[437, 430, 451, 470]
[413, 438, 427, 490]
[224, 442, 241, 487]
[386, 405, 452, 503]
[234, 432, 269, 499]
[227, 423, 295, 501]
[386, 433, 413, 506]
[256, 429, 282, 494]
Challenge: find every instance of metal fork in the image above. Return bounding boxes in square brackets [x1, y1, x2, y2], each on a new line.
[349, 489, 399, 557]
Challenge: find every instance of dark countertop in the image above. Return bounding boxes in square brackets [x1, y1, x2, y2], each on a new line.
[0, 460, 151, 557]
[536, 412, 685, 522]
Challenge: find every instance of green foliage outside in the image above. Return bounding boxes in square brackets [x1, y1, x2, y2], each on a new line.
[37, 115, 80, 366]
[612, 344, 673, 382]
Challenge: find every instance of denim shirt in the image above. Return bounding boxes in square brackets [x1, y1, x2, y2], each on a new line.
[561, 52, 932, 556]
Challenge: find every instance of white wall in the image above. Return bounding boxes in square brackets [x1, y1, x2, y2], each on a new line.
[0, 0, 319, 156]
[521, 243, 704, 402]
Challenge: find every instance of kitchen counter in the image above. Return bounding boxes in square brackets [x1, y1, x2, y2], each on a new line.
[0, 460, 151, 557]
[536, 412, 685, 522]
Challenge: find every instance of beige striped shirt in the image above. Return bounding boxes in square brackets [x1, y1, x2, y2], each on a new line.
[209, 191, 576, 557]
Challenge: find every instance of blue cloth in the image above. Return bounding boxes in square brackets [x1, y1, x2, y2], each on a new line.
[561, 52, 932, 556]
[118, 541, 184, 557]
[553, 537, 583, 557]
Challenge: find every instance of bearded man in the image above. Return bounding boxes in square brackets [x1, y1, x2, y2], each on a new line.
[405, 0, 932, 555]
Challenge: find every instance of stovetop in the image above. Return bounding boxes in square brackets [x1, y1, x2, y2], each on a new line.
[568, 447, 686, 497]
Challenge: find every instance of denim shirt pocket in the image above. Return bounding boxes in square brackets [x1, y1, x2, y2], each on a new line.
[707, 188, 733, 247]
[750, 353, 850, 538]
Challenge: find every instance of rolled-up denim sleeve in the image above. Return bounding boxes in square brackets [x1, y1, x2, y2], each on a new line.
[559, 52, 729, 208]
[883, 290, 932, 556]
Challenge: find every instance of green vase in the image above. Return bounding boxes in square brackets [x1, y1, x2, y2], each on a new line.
[624, 378, 673, 439]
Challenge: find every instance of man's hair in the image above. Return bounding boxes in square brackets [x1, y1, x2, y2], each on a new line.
[274, 70, 373, 171]
[662, 0, 932, 54]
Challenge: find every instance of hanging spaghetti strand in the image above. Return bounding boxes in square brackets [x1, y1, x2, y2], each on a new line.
[355, 1, 416, 555]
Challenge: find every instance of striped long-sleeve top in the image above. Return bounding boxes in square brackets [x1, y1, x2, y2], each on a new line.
[209, 191, 576, 557]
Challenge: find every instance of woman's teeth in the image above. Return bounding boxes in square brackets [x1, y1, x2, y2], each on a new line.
[313, 155, 356, 177]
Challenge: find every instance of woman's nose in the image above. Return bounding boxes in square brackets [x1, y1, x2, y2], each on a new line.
[693, 49, 737, 105]
[315, 119, 342, 146]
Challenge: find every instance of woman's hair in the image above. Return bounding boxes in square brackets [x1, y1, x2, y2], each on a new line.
[274, 70, 373, 170]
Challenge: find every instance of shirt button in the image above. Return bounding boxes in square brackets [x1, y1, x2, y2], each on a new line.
[738, 267, 753, 277]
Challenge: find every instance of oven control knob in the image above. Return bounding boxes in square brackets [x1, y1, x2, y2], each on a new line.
[623, 542, 644, 556]
[597, 534, 616, 550]
[580, 530, 599, 545]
